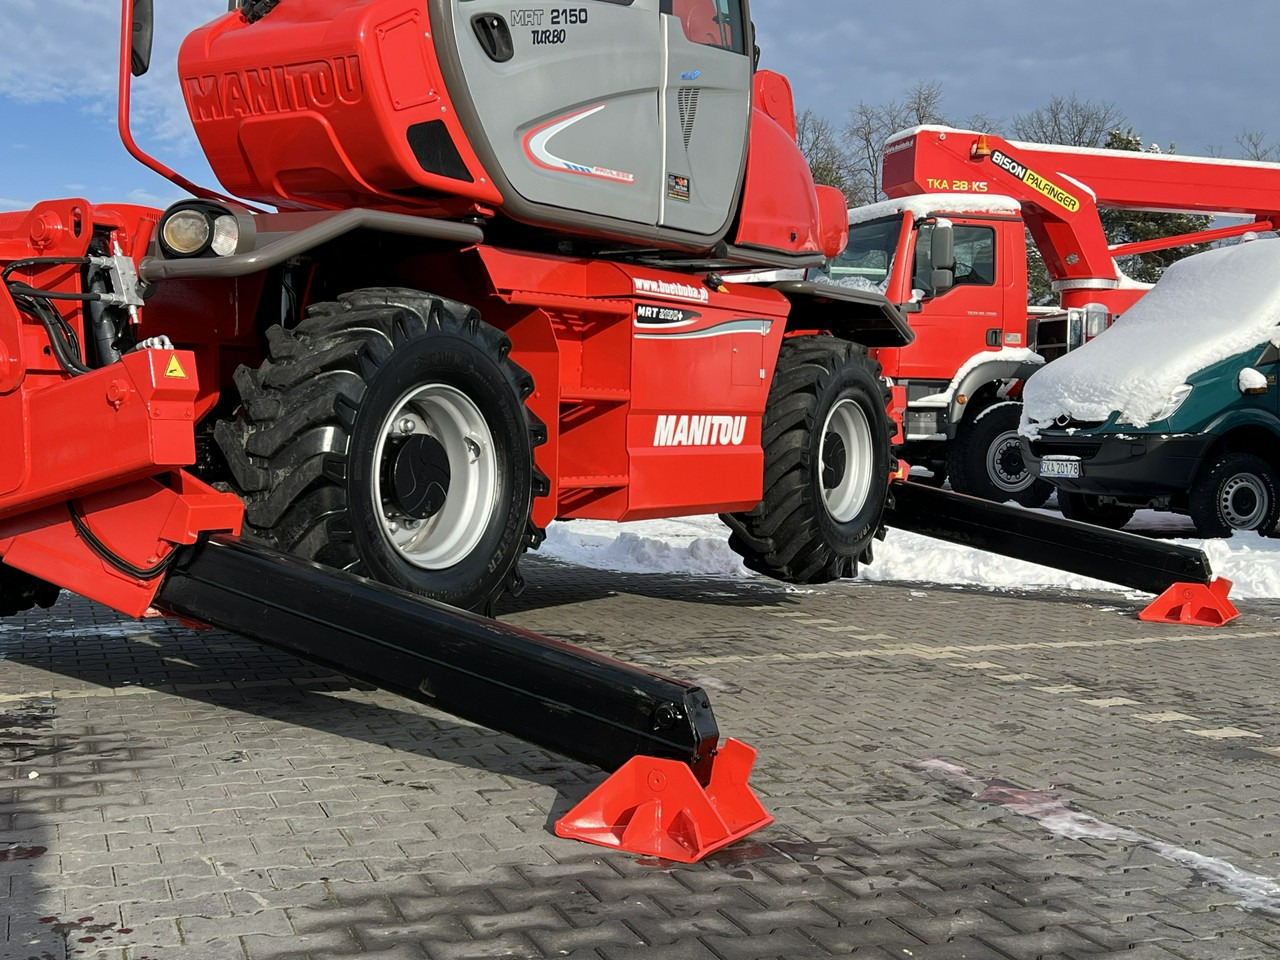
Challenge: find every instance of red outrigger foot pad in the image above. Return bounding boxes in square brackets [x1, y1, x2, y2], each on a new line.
[555, 738, 773, 863]
[1139, 578, 1239, 626]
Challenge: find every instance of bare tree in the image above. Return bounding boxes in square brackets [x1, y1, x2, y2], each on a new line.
[795, 108, 854, 195]
[1011, 94, 1126, 147]
[841, 81, 950, 203]
[1234, 128, 1280, 162]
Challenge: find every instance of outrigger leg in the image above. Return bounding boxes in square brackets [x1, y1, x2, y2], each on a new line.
[155, 535, 772, 861]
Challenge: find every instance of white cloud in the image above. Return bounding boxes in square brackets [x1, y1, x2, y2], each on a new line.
[0, 1, 210, 148]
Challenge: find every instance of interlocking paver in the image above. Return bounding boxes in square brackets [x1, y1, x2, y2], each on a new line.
[7, 564, 1280, 959]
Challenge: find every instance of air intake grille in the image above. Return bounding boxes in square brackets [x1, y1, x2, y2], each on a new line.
[678, 88, 699, 148]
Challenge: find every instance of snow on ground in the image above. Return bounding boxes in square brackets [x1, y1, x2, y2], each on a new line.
[540, 502, 1280, 600]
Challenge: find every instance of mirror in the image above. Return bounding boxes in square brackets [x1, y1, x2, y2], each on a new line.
[929, 220, 955, 294]
[130, 0, 154, 77]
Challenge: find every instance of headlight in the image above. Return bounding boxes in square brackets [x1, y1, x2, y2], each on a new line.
[1152, 383, 1193, 421]
[158, 203, 243, 258]
[161, 209, 211, 256]
[211, 215, 239, 256]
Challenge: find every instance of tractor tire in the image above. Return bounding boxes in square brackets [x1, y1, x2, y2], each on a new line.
[0, 559, 60, 618]
[1058, 492, 1135, 530]
[1188, 451, 1280, 538]
[947, 400, 1051, 507]
[215, 288, 544, 614]
[721, 336, 891, 583]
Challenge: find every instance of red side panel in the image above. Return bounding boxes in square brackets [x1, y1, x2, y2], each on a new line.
[179, 1, 500, 214]
[434, 247, 793, 524]
[733, 73, 828, 257]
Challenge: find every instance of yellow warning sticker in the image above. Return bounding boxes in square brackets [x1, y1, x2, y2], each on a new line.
[164, 354, 187, 379]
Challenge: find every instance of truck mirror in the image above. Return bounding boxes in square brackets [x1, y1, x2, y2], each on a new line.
[130, 0, 154, 77]
[930, 221, 955, 294]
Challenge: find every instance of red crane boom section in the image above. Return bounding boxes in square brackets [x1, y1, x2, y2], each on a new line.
[882, 126, 1280, 289]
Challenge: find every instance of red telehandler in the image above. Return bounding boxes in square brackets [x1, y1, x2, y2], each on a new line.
[827, 126, 1280, 509]
[0, 3, 1229, 861]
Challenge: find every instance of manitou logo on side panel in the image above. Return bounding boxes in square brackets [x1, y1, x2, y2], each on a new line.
[653, 415, 746, 447]
[185, 57, 363, 121]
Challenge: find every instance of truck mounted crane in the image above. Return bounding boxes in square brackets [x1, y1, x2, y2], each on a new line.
[828, 125, 1280, 512]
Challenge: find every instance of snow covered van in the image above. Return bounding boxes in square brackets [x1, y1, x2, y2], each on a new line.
[1020, 237, 1280, 535]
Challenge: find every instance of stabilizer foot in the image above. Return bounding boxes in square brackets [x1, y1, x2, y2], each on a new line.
[555, 738, 773, 862]
[1139, 578, 1239, 626]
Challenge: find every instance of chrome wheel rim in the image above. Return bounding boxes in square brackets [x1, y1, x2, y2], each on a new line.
[371, 384, 498, 569]
[820, 398, 874, 523]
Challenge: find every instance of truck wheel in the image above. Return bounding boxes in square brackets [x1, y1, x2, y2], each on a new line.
[1188, 452, 1280, 538]
[948, 401, 1051, 507]
[722, 336, 891, 583]
[0, 560, 60, 618]
[215, 288, 544, 613]
[1058, 492, 1135, 530]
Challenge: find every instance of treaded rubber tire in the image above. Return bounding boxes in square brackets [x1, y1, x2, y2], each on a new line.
[947, 400, 1051, 507]
[721, 335, 892, 583]
[214, 288, 545, 613]
[0, 560, 60, 618]
[1188, 451, 1280, 538]
[1058, 492, 1135, 530]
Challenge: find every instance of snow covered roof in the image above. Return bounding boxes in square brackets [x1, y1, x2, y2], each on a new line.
[848, 193, 1022, 226]
[887, 125, 1280, 174]
[1022, 238, 1280, 428]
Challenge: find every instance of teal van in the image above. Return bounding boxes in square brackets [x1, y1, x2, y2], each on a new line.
[1021, 237, 1280, 535]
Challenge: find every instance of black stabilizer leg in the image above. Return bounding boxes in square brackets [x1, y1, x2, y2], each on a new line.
[885, 481, 1213, 595]
[156, 536, 719, 781]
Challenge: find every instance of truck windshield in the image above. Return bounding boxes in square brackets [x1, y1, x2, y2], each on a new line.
[810, 217, 900, 293]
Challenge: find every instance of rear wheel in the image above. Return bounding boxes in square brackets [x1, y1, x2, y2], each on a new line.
[1188, 451, 1280, 538]
[1058, 492, 1135, 530]
[948, 400, 1051, 507]
[0, 560, 60, 618]
[215, 288, 544, 613]
[722, 336, 891, 583]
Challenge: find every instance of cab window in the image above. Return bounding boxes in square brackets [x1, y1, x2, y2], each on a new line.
[916, 224, 996, 292]
[663, 0, 747, 54]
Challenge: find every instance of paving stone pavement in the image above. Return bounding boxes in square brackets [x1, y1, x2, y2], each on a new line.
[6, 553, 1280, 959]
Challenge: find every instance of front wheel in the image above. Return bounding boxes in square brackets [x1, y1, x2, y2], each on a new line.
[722, 336, 891, 583]
[1058, 492, 1135, 530]
[215, 288, 543, 613]
[1188, 451, 1280, 538]
[947, 400, 1051, 507]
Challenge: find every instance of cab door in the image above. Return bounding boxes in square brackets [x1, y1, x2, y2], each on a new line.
[895, 220, 1007, 379]
[445, 0, 664, 226]
[658, 0, 752, 234]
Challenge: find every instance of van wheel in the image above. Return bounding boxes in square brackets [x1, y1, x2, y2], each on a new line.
[722, 336, 891, 583]
[1188, 451, 1280, 537]
[1058, 492, 1135, 530]
[948, 401, 1051, 507]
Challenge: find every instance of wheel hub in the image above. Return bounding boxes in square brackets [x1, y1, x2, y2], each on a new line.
[387, 434, 451, 520]
[371, 383, 498, 571]
[819, 398, 873, 524]
[822, 431, 847, 490]
[1221, 474, 1266, 528]
[988, 432, 1031, 492]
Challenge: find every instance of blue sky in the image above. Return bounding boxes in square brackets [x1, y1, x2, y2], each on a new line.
[1, 0, 1276, 213]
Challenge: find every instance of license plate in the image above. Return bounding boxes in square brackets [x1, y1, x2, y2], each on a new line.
[1040, 458, 1081, 479]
